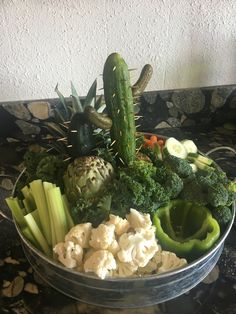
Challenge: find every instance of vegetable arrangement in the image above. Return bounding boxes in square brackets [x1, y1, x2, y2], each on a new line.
[6, 53, 236, 279]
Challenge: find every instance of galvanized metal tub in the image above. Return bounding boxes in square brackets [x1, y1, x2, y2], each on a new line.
[13, 203, 235, 308]
[6, 136, 235, 308]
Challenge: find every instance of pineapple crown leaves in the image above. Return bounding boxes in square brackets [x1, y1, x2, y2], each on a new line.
[53, 63, 153, 131]
[43, 62, 153, 155]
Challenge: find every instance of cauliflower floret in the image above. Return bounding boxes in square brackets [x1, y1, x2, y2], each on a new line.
[135, 226, 156, 241]
[89, 224, 116, 250]
[108, 239, 120, 256]
[117, 231, 159, 268]
[157, 251, 187, 274]
[137, 247, 162, 275]
[126, 208, 152, 230]
[106, 214, 130, 236]
[112, 261, 138, 277]
[65, 223, 92, 248]
[53, 241, 83, 269]
[84, 250, 117, 279]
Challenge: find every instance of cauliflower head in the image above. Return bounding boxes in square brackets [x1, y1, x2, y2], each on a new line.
[53, 241, 83, 269]
[126, 208, 152, 230]
[65, 223, 92, 248]
[106, 214, 130, 236]
[117, 231, 159, 268]
[157, 251, 187, 274]
[84, 250, 117, 279]
[89, 224, 116, 250]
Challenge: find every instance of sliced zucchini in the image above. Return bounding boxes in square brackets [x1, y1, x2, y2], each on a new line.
[181, 139, 198, 154]
[164, 137, 187, 159]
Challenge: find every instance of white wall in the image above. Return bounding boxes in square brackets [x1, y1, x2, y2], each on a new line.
[0, 0, 236, 102]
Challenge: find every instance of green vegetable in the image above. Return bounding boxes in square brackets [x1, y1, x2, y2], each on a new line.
[181, 139, 198, 154]
[206, 183, 229, 207]
[164, 171, 183, 199]
[24, 212, 51, 256]
[163, 153, 193, 178]
[103, 52, 136, 166]
[164, 137, 187, 159]
[112, 160, 170, 215]
[72, 194, 112, 227]
[63, 156, 114, 207]
[21, 185, 36, 213]
[36, 155, 68, 191]
[154, 163, 183, 199]
[132, 64, 153, 96]
[21, 226, 39, 249]
[6, 179, 74, 256]
[225, 181, 236, 206]
[84, 105, 113, 130]
[23, 150, 48, 181]
[211, 206, 232, 227]
[47, 187, 68, 243]
[5, 197, 26, 228]
[29, 180, 52, 245]
[187, 153, 214, 170]
[195, 169, 219, 188]
[67, 112, 95, 158]
[180, 176, 207, 205]
[153, 200, 220, 259]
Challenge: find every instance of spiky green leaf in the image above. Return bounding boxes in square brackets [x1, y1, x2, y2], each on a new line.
[83, 79, 97, 109]
[43, 122, 67, 137]
[94, 95, 104, 111]
[71, 82, 83, 113]
[55, 84, 69, 120]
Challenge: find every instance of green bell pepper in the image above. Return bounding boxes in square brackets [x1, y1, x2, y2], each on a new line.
[153, 199, 220, 260]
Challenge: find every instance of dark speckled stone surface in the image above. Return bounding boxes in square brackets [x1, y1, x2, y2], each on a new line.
[0, 85, 235, 313]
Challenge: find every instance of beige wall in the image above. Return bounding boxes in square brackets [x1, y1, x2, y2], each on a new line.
[0, 0, 236, 101]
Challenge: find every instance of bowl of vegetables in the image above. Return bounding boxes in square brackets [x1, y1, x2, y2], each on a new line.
[5, 53, 236, 308]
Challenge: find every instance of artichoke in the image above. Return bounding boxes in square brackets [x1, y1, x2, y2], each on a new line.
[64, 156, 114, 206]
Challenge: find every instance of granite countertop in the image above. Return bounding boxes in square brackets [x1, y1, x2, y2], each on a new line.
[0, 126, 235, 314]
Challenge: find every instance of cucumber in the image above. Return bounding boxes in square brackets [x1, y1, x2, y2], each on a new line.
[181, 139, 198, 154]
[187, 153, 213, 166]
[103, 53, 136, 165]
[164, 137, 187, 159]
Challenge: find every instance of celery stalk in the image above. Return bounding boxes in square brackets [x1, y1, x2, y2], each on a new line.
[23, 198, 33, 214]
[47, 187, 68, 243]
[29, 180, 51, 245]
[21, 226, 40, 249]
[5, 197, 26, 227]
[24, 212, 51, 256]
[43, 182, 57, 248]
[62, 194, 75, 229]
[21, 186, 36, 211]
[30, 209, 42, 231]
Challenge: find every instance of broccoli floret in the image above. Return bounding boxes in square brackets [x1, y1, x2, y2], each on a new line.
[211, 206, 232, 227]
[226, 181, 236, 193]
[155, 163, 169, 184]
[195, 170, 220, 192]
[156, 167, 183, 199]
[164, 154, 193, 178]
[206, 183, 229, 207]
[36, 155, 68, 190]
[164, 172, 183, 199]
[213, 166, 229, 185]
[112, 160, 170, 215]
[180, 177, 207, 205]
[225, 181, 236, 206]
